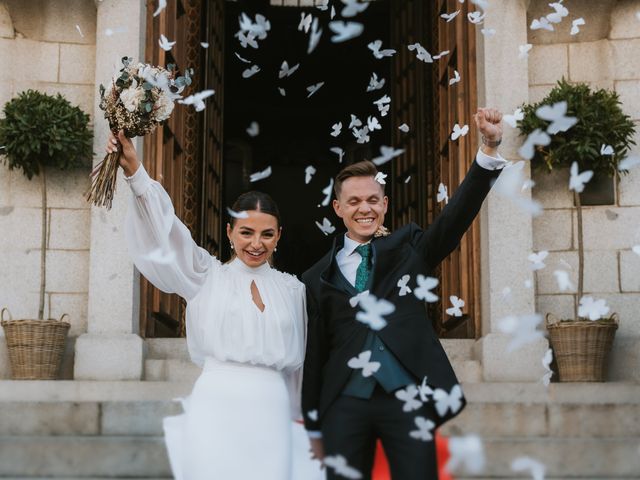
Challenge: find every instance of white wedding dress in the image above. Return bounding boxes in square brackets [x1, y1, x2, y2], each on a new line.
[124, 165, 324, 480]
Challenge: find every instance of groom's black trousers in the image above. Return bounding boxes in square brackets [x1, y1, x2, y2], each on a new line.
[321, 385, 439, 480]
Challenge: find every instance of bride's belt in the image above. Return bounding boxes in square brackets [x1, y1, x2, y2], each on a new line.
[203, 356, 284, 378]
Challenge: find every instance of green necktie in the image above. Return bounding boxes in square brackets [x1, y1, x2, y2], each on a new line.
[354, 244, 372, 293]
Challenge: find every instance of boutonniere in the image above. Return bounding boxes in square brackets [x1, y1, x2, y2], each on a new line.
[374, 225, 391, 238]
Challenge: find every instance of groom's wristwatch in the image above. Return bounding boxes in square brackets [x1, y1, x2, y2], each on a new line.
[482, 136, 502, 148]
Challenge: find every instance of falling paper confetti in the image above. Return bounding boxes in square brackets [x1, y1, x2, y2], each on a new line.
[178, 90, 215, 112]
[367, 72, 386, 92]
[414, 275, 439, 302]
[331, 122, 342, 137]
[330, 146, 345, 163]
[347, 351, 381, 378]
[158, 34, 176, 51]
[497, 314, 544, 352]
[319, 178, 334, 206]
[504, 108, 524, 128]
[511, 456, 547, 480]
[368, 39, 396, 59]
[536, 101, 578, 135]
[249, 166, 272, 183]
[569, 161, 594, 193]
[397, 274, 412, 296]
[153, 0, 167, 17]
[305, 165, 317, 184]
[446, 435, 486, 474]
[398, 123, 410, 133]
[374, 172, 387, 184]
[541, 348, 554, 387]
[571, 17, 585, 35]
[242, 65, 261, 78]
[410, 417, 436, 442]
[315, 217, 336, 236]
[328, 21, 364, 42]
[446, 296, 465, 317]
[372, 146, 405, 166]
[578, 296, 610, 321]
[341, 0, 370, 18]
[75, 24, 84, 37]
[553, 270, 574, 291]
[451, 123, 469, 141]
[408, 42, 433, 63]
[227, 207, 249, 219]
[449, 70, 461, 85]
[201, 42, 209, 48]
[519, 129, 551, 160]
[519, 43, 533, 59]
[246, 121, 259, 137]
[433, 384, 464, 417]
[279, 60, 299, 79]
[307, 82, 325, 98]
[441, 11, 461, 22]
[355, 292, 395, 330]
[437, 183, 449, 204]
[324, 455, 363, 480]
[600, 144, 614, 156]
[528, 250, 549, 271]
[395, 384, 423, 412]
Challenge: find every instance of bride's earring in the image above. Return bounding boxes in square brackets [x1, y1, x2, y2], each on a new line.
[230, 242, 234, 250]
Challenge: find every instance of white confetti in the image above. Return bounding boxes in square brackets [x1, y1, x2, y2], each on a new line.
[158, 34, 176, 51]
[600, 144, 614, 156]
[410, 416, 436, 442]
[305, 165, 317, 184]
[519, 43, 533, 59]
[446, 435, 486, 474]
[408, 42, 433, 63]
[242, 65, 261, 78]
[368, 39, 396, 59]
[340, 0, 369, 18]
[446, 296, 465, 317]
[372, 145, 405, 166]
[441, 11, 461, 22]
[153, 0, 167, 17]
[511, 456, 547, 480]
[324, 455, 362, 479]
[200, 42, 209, 48]
[226, 207, 249, 219]
[497, 314, 544, 352]
[528, 250, 549, 271]
[414, 275, 439, 303]
[449, 70, 461, 85]
[569, 161, 593, 193]
[367, 72, 386, 92]
[433, 384, 464, 417]
[437, 183, 449, 204]
[541, 348, 554, 387]
[75, 24, 84, 37]
[178, 90, 215, 112]
[330, 146, 345, 163]
[331, 122, 342, 137]
[374, 172, 387, 184]
[397, 274, 412, 296]
[279, 60, 299, 79]
[395, 384, 423, 412]
[571, 17, 585, 35]
[347, 351, 381, 378]
[451, 123, 469, 141]
[249, 166, 272, 183]
[315, 217, 336, 236]
[398, 123, 410, 133]
[319, 178, 334, 207]
[307, 82, 325, 98]
[246, 121, 259, 137]
[536, 101, 578, 135]
[328, 21, 364, 42]
[354, 292, 394, 331]
[578, 296, 610, 321]
[553, 270, 574, 291]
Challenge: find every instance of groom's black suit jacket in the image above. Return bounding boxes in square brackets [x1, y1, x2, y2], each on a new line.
[300, 159, 502, 432]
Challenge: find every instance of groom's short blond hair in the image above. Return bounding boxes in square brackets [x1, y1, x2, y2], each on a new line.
[334, 160, 383, 199]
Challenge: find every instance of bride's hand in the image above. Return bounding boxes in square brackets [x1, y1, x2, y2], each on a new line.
[309, 438, 325, 463]
[106, 130, 140, 177]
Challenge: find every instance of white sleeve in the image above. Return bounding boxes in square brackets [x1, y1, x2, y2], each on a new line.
[124, 165, 214, 301]
[475, 147, 509, 170]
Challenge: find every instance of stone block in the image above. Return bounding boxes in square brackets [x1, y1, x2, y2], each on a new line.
[49, 293, 88, 336]
[4, 0, 96, 44]
[611, 0, 640, 39]
[9, 38, 59, 83]
[535, 250, 619, 295]
[144, 359, 165, 381]
[0, 401, 99, 435]
[475, 437, 640, 477]
[620, 165, 640, 207]
[0, 436, 170, 477]
[39, 82, 95, 120]
[597, 293, 640, 336]
[532, 208, 573, 251]
[616, 80, 640, 120]
[0, 206, 43, 250]
[580, 206, 640, 250]
[46, 168, 92, 209]
[0, 167, 11, 207]
[475, 333, 549, 382]
[536, 294, 575, 321]
[59, 43, 95, 84]
[102, 401, 182, 436]
[450, 359, 482, 384]
[0, 341, 9, 378]
[620, 249, 640, 292]
[611, 39, 640, 80]
[45, 249, 90, 293]
[145, 337, 190, 360]
[528, 43, 568, 86]
[441, 402, 548, 437]
[74, 333, 144, 380]
[569, 40, 613, 83]
[607, 335, 640, 383]
[48, 208, 91, 250]
[548, 403, 640, 437]
[441, 339, 476, 360]
[0, 2, 14, 38]
[0, 248, 42, 320]
[531, 167, 573, 209]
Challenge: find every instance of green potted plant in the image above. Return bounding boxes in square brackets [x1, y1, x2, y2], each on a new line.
[518, 79, 636, 382]
[0, 90, 93, 379]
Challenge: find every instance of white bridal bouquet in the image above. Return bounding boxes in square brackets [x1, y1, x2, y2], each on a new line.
[86, 56, 193, 209]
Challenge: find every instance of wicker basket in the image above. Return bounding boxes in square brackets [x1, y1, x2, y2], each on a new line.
[1, 308, 70, 380]
[546, 313, 618, 382]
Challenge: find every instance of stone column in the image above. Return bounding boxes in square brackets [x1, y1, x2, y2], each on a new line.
[74, 0, 146, 380]
[474, 0, 548, 381]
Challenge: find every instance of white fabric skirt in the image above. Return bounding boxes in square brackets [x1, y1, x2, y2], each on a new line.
[163, 358, 324, 480]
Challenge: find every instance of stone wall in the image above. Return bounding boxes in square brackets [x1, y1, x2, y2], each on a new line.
[0, 0, 97, 378]
[526, 0, 640, 381]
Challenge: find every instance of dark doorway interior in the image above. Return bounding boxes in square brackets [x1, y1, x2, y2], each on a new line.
[222, 0, 392, 276]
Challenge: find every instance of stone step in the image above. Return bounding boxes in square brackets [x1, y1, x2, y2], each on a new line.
[451, 359, 483, 383]
[441, 338, 477, 361]
[144, 358, 201, 382]
[0, 436, 171, 478]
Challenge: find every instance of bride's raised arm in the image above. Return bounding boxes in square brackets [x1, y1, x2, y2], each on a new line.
[109, 131, 214, 301]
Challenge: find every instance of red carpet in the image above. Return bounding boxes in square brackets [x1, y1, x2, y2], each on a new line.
[371, 433, 453, 480]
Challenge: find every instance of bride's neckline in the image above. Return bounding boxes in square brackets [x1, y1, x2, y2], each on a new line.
[229, 256, 271, 275]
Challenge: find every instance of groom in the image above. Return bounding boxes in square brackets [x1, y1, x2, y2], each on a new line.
[300, 108, 506, 479]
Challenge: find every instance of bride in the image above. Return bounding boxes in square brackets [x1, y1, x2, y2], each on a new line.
[107, 131, 323, 480]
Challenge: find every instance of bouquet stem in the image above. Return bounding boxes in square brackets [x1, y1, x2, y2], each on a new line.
[85, 148, 121, 210]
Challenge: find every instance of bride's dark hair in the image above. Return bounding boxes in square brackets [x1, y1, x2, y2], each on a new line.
[229, 191, 281, 227]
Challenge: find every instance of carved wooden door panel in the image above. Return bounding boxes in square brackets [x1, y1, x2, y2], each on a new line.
[391, 0, 480, 338]
[141, 0, 222, 337]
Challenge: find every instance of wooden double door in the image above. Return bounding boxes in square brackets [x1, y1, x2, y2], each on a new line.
[141, 0, 481, 339]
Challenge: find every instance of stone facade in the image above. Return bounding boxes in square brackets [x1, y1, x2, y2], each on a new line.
[527, 0, 640, 381]
[0, 0, 638, 387]
[0, 0, 96, 378]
